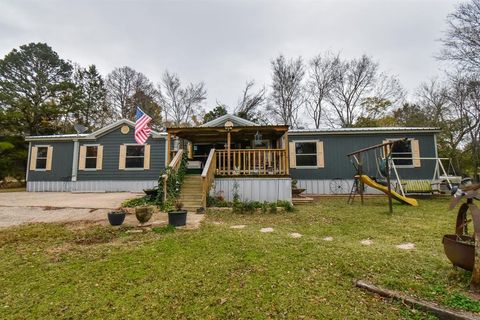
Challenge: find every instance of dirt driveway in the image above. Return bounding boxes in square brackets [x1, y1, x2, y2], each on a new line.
[0, 192, 141, 228]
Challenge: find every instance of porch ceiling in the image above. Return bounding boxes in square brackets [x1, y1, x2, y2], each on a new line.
[167, 125, 288, 143]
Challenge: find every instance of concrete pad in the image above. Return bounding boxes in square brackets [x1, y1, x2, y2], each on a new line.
[0, 192, 204, 229]
[0, 192, 141, 209]
[0, 207, 108, 228]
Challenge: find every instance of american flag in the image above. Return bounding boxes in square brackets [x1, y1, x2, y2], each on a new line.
[135, 107, 152, 145]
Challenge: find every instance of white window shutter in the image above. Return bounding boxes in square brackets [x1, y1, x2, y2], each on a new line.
[46, 146, 53, 171]
[412, 139, 421, 167]
[119, 145, 126, 170]
[78, 146, 86, 170]
[30, 146, 38, 171]
[144, 144, 150, 170]
[316, 141, 324, 168]
[96, 145, 103, 170]
[289, 142, 296, 168]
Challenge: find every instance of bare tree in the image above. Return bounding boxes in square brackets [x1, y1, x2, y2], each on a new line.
[416, 79, 450, 126]
[235, 80, 266, 123]
[305, 53, 340, 128]
[447, 73, 480, 181]
[325, 55, 377, 127]
[158, 71, 206, 126]
[326, 55, 403, 127]
[440, 0, 480, 72]
[267, 55, 305, 127]
[106, 66, 157, 119]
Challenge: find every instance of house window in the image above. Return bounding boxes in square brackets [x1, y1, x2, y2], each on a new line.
[391, 139, 413, 166]
[125, 145, 145, 168]
[36, 146, 48, 169]
[295, 142, 317, 167]
[85, 146, 98, 169]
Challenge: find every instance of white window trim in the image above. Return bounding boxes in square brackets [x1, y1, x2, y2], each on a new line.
[34, 144, 50, 171]
[83, 144, 100, 171]
[388, 138, 414, 169]
[294, 140, 318, 169]
[124, 143, 146, 171]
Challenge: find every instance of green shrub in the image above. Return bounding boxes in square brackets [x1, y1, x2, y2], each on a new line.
[122, 196, 157, 208]
[157, 152, 188, 209]
[269, 202, 277, 214]
[261, 201, 268, 214]
[277, 200, 295, 212]
[240, 201, 256, 214]
[207, 195, 231, 207]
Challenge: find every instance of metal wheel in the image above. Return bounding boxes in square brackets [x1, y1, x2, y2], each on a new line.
[329, 179, 348, 194]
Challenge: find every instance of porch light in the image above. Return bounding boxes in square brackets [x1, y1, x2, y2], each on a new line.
[254, 131, 262, 146]
[224, 120, 234, 131]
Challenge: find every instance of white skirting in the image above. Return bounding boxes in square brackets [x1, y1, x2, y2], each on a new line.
[212, 177, 292, 202]
[296, 179, 384, 195]
[27, 180, 157, 192]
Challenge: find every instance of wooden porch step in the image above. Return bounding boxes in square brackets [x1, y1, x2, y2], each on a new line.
[179, 202, 202, 207]
[179, 196, 203, 201]
[184, 175, 202, 179]
[292, 196, 314, 204]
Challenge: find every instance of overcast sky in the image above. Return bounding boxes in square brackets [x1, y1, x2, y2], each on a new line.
[0, 0, 459, 113]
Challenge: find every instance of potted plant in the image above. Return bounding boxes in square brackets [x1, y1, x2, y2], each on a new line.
[135, 205, 154, 226]
[291, 179, 306, 196]
[168, 200, 187, 227]
[108, 209, 126, 226]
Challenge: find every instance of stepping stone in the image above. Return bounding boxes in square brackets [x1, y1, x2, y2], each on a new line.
[260, 227, 274, 233]
[230, 225, 246, 229]
[360, 239, 373, 246]
[323, 236, 333, 241]
[212, 221, 223, 225]
[290, 232, 302, 238]
[396, 242, 415, 250]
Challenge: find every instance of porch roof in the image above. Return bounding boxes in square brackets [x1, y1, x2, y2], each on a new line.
[167, 125, 288, 143]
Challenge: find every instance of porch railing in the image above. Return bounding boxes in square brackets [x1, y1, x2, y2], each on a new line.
[161, 149, 184, 202]
[216, 149, 287, 176]
[201, 149, 216, 208]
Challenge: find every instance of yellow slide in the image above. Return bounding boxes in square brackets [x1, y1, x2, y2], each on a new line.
[357, 175, 418, 206]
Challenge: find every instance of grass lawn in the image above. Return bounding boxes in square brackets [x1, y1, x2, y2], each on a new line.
[1, 196, 479, 319]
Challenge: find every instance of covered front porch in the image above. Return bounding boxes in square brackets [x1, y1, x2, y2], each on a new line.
[167, 123, 290, 177]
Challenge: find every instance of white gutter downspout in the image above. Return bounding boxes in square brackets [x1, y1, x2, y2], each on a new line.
[26, 141, 31, 183]
[71, 139, 79, 182]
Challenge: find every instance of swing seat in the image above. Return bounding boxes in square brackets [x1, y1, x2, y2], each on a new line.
[400, 180, 435, 194]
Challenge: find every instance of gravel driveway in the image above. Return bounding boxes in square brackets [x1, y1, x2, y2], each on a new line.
[0, 192, 141, 228]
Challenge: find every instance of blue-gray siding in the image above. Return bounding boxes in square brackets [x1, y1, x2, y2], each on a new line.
[28, 141, 74, 182]
[27, 124, 166, 182]
[77, 127, 165, 181]
[289, 133, 437, 180]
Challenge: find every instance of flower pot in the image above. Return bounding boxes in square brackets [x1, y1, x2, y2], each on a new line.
[108, 211, 126, 226]
[168, 210, 188, 227]
[135, 206, 154, 224]
[292, 188, 306, 196]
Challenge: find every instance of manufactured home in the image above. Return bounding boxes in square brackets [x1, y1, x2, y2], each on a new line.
[25, 114, 441, 207]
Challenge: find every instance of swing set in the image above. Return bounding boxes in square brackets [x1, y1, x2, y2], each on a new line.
[347, 139, 458, 213]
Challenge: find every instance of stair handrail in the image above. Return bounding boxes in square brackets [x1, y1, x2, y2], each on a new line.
[161, 149, 184, 202]
[201, 148, 216, 208]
